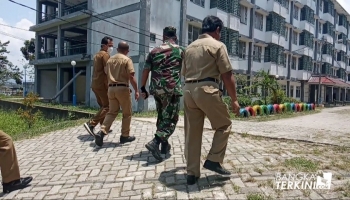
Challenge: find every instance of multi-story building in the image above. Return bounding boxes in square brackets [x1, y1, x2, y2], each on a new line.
[30, 0, 350, 111]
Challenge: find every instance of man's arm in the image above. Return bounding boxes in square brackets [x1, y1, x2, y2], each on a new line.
[216, 45, 237, 101]
[141, 53, 152, 87]
[127, 59, 138, 91]
[103, 53, 110, 74]
[181, 49, 186, 77]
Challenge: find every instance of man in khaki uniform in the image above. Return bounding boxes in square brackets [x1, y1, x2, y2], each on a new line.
[94, 41, 139, 147]
[84, 36, 114, 136]
[0, 131, 32, 193]
[182, 16, 240, 185]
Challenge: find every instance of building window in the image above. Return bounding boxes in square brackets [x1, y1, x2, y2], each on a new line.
[188, 24, 201, 45]
[290, 86, 294, 97]
[150, 33, 156, 42]
[296, 86, 301, 98]
[240, 6, 248, 24]
[253, 45, 262, 62]
[291, 57, 297, 70]
[318, 21, 322, 33]
[293, 5, 299, 20]
[190, 0, 205, 7]
[292, 31, 298, 45]
[254, 12, 263, 31]
[285, 27, 289, 41]
[284, 54, 288, 67]
[238, 41, 246, 59]
[320, 1, 323, 12]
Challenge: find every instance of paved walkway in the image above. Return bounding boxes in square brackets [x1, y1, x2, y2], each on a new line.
[1, 107, 350, 199]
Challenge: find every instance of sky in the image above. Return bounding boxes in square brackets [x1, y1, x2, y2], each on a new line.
[1, 0, 350, 82]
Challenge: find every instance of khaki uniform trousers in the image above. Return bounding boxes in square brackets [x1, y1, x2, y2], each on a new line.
[183, 81, 232, 177]
[89, 87, 109, 126]
[0, 130, 20, 183]
[100, 86, 132, 136]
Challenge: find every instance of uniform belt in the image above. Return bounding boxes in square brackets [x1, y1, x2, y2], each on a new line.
[109, 83, 128, 87]
[185, 77, 218, 84]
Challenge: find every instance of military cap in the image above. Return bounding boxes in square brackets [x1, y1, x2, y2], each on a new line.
[163, 26, 177, 36]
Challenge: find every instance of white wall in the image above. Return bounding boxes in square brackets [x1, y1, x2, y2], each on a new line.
[91, 0, 139, 14]
[40, 70, 57, 99]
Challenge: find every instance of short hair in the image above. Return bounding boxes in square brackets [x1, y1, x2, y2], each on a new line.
[101, 36, 113, 47]
[201, 16, 224, 34]
[163, 26, 177, 38]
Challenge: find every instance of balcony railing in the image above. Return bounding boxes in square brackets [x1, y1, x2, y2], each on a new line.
[62, 44, 87, 56]
[63, 2, 88, 16]
[38, 49, 57, 59]
[39, 12, 58, 23]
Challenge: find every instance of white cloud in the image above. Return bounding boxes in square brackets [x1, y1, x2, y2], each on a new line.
[0, 18, 35, 81]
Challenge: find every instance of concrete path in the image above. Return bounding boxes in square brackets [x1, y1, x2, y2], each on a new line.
[135, 106, 350, 147]
[1, 107, 350, 199]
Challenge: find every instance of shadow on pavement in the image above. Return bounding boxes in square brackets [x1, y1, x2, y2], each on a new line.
[124, 150, 171, 166]
[158, 167, 229, 193]
[77, 134, 94, 142]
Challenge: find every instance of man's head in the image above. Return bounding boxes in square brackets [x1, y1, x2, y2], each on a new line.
[101, 36, 114, 54]
[117, 41, 130, 55]
[201, 16, 224, 40]
[163, 26, 177, 42]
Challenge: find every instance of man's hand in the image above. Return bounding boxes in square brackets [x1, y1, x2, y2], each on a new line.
[231, 100, 240, 117]
[135, 91, 140, 101]
[140, 86, 149, 99]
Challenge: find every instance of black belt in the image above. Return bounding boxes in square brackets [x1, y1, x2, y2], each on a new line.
[185, 77, 218, 84]
[109, 83, 128, 87]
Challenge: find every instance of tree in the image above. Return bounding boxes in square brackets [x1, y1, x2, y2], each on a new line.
[250, 70, 280, 104]
[0, 40, 23, 86]
[20, 38, 35, 61]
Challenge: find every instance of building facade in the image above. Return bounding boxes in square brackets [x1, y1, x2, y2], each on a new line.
[30, 0, 350, 111]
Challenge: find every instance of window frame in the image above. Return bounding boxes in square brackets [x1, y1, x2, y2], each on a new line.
[240, 6, 248, 24]
[190, 0, 205, 7]
[254, 12, 263, 31]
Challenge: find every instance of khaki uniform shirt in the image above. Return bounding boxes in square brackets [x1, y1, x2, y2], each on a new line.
[106, 53, 135, 85]
[182, 34, 233, 81]
[91, 50, 110, 90]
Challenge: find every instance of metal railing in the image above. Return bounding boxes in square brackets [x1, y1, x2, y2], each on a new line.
[38, 49, 57, 59]
[39, 11, 58, 23]
[61, 44, 87, 56]
[63, 2, 88, 16]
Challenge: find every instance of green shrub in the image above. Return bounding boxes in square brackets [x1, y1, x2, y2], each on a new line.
[269, 89, 287, 104]
[284, 97, 301, 103]
[252, 99, 263, 106]
[222, 96, 252, 109]
[16, 92, 42, 128]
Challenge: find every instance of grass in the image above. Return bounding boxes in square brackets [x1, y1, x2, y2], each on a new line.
[283, 157, 320, 172]
[246, 193, 273, 200]
[1, 98, 322, 121]
[0, 109, 87, 141]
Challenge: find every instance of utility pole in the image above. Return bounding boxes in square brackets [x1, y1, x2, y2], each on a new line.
[317, 36, 326, 106]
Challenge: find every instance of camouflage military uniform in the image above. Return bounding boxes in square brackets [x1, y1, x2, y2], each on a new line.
[142, 26, 185, 161]
[144, 38, 185, 141]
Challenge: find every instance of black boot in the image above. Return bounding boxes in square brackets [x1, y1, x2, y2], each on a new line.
[187, 175, 199, 185]
[120, 136, 136, 144]
[95, 131, 105, 147]
[2, 177, 33, 193]
[145, 136, 162, 161]
[83, 122, 95, 137]
[203, 160, 231, 175]
[160, 141, 171, 154]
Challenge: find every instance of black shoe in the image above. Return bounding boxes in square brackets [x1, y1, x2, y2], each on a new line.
[145, 138, 163, 161]
[108, 129, 113, 133]
[2, 176, 33, 193]
[83, 122, 95, 137]
[120, 136, 135, 144]
[160, 142, 171, 154]
[203, 160, 231, 175]
[187, 175, 199, 185]
[95, 131, 105, 147]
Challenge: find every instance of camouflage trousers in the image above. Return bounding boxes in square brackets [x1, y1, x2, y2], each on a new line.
[154, 93, 181, 141]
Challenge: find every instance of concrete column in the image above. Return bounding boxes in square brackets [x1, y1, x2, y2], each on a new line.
[85, 64, 92, 106]
[331, 86, 334, 101]
[57, 25, 64, 57]
[36, 1, 42, 24]
[56, 64, 63, 103]
[58, 0, 65, 17]
[339, 87, 341, 101]
[35, 34, 41, 59]
[301, 81, 305, 102]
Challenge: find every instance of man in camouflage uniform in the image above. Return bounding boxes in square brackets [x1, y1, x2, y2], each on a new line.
[140, 26, 185, 161]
